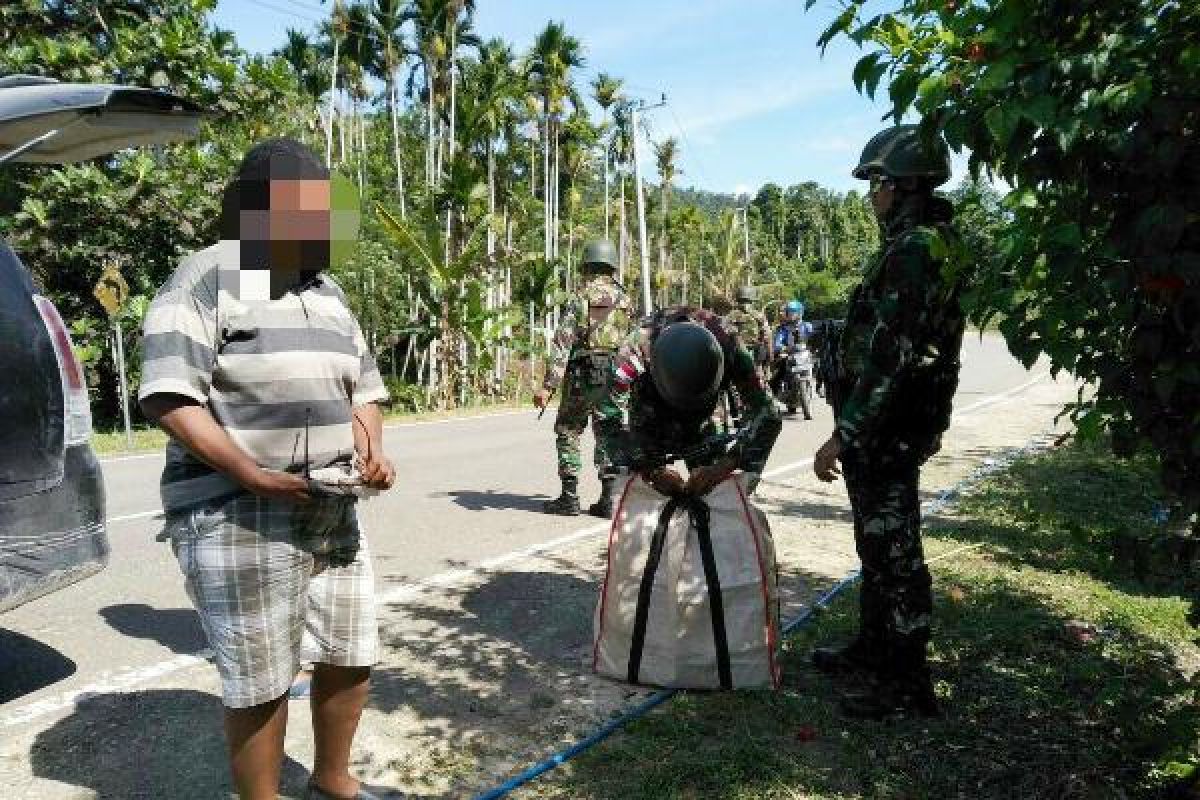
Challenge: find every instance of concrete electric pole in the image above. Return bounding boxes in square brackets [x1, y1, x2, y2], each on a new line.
[630, 94, 667, 315]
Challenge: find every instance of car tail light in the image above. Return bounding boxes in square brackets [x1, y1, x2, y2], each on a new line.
[33, 295, 93, 445]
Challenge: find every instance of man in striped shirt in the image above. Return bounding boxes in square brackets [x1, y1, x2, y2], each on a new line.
[139, 139, 394, 800]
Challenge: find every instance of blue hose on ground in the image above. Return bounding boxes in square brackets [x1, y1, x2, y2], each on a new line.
[472, 573, 861, 800]
[472, 441, 1051, 798]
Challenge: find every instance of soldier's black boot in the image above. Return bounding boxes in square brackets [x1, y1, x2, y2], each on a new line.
[811, 634, 876, 677]
[588, 475, 617, 519]
[543, 476, 581, 515]
[838, 638, 940, 720]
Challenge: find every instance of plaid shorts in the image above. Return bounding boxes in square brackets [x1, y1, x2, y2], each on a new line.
[166, 494, 378, 709]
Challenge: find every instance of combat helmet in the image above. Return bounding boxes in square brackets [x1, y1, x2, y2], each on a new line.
[853, 124, 951, 186]
[649, 321, 725, 413]
[581, 238, 618, 275]
[736, 285, 757, 304]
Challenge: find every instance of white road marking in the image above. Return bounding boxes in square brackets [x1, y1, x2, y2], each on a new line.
[5, 373, 1053, 730]
[97, 409, 534, 464]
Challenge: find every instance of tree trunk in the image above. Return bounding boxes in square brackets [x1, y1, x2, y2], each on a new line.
[324, 14, 339, 167]
[389, 69, 406, 218]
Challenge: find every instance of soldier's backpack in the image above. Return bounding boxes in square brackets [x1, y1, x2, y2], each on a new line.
[592, 473, 781, 689]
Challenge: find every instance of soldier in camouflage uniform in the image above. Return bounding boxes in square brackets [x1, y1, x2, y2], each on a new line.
[811, 125, 967, 719]
[594, 307, 782, 498]
[534, 239, 633, 517]
[723, 286, 772, 373]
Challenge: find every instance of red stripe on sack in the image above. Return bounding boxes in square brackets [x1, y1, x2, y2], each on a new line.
[733, 478, 780, 688]
[592, 474, 640, 671]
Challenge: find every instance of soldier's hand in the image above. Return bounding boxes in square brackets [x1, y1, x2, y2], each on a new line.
[642, 466, 685, 497]
[686, 458, 737, 496]
[814, 435, 842, 482]
[533, 388, 551, 409]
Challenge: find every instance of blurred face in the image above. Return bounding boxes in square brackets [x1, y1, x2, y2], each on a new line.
[237, 178, 332, 271]
[868, 172, 896, 220]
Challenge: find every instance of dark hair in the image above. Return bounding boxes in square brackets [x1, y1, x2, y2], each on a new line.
[220, 138, 328, 239]
[234, 137, 328, 183]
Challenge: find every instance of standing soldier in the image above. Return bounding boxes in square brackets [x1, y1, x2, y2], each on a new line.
[811, 124, 967, 719]
[534, 239, 633, 517]
[724, 286, 772, 378]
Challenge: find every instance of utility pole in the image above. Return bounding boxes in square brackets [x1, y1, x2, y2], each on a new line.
[631, 94, 667, 315]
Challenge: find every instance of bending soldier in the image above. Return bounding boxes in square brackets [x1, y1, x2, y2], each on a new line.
[811, 124, 967, 718]
[534, 239, 633, 518]
[596, 307, 782, 498]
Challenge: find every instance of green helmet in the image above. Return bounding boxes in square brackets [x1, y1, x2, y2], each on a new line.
[650, 321, 725, 413]
[853, 124, 951, 186]
[581, 238, 618, 274]
[736, 285, 757, 304]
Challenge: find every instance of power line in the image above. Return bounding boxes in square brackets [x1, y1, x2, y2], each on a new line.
[667, 105, 714, 191]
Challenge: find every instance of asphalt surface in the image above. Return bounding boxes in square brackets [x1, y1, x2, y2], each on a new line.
[1, 332, 1037, 723]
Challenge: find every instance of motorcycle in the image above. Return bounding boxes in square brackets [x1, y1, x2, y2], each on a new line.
[775, 343, 814, 420]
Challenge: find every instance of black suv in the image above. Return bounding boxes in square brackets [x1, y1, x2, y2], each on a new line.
[0, 75, 202, 611]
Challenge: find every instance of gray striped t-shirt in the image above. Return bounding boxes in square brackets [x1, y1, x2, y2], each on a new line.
[138, 242, 389, 512]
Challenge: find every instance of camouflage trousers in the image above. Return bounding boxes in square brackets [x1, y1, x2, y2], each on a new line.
[553, 371, 626, 480]
[843, 455, 933, 670]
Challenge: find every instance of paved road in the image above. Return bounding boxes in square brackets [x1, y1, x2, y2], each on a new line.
[1, 333, 1037, 720]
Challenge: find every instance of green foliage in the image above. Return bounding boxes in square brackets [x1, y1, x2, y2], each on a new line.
[815, 0, 1200, 516]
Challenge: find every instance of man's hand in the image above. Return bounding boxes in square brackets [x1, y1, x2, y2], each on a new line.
[642, 466, 686, 496]
[686, 457, 737, 496]
[357, 453, 397, 490]
[244, 469, 312, 503]
[814, 435, 842, 482]
[533, 388, 551, 410]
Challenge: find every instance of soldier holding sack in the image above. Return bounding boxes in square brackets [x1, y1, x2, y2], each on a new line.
[589, 308, 783, 690]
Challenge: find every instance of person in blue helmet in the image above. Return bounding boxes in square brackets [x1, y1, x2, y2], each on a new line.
[770, 300, 814, 397]
[773, 300, 813, 351]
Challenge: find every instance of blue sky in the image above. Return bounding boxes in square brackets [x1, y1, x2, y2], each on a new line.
[213, 0, 896, 196]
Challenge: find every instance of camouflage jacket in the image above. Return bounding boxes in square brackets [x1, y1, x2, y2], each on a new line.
[724, 306, 771, 358]
[833, 195, 966, 465]
[543, 276, 633, 390]
[597, 307, 782, 476]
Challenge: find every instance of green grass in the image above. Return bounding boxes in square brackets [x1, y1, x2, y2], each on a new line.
[89, 399, 530, 456]
[530, 441, 1200, 800]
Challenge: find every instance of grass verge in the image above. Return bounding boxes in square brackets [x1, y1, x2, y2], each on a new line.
[89, 400, 530, 457]
[529, 441, 1200, 799]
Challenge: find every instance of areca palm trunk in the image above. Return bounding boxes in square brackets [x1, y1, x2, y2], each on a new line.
[324, 12, 340, 167]
[388, 68, 406, 218]
[425, 61, 436, 189]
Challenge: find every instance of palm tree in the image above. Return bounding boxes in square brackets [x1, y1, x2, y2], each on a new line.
[340, 2, 374, 190]
[527, 21, 585, 267]
[610, 98, 636, 282]
[653, 136, 680, 286]
[276, 28, 326, 132]
[370, 0, 407, 216]
[590, 72, 622, 238]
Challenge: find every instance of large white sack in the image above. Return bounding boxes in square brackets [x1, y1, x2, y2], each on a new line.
[592, 473, 780, 690]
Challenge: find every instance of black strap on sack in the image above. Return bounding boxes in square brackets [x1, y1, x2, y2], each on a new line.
[627, 493, 733, 689]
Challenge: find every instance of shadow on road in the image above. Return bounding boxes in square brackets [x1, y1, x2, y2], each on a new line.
[98, 603, 207, 655]
[0, 629, 76, 704]
[363, 547, 837, 796]
[439, 488, 550, 513]
[29, 688, 303, 798]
